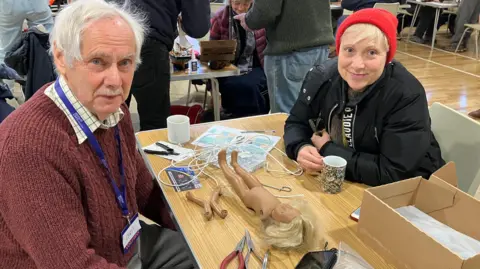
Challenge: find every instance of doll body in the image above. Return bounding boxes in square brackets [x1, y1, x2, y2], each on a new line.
[218, 149, 317, 249]
[218, 150, 300, 222]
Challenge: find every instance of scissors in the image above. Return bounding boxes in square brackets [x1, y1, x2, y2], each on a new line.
[220, 236, 245, 269]
[155, 142, 180, 155]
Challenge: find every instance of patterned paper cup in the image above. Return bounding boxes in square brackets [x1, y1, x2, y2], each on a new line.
[320, 156, 347, 194]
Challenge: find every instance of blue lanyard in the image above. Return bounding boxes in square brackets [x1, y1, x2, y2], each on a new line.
[54, 80, 129, 220]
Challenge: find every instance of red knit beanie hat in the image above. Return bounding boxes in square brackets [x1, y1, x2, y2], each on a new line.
[336, 8, 398, 63]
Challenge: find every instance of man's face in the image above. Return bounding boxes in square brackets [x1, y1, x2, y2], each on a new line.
[54, 16, 136, 120]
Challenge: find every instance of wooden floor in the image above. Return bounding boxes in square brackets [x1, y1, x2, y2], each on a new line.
[171, 30, 480, 115]
[395, 30, 480, 114]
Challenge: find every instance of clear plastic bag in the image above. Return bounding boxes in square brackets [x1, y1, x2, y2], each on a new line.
[396, 206, 480, 259]
[334, 242, 373, 269]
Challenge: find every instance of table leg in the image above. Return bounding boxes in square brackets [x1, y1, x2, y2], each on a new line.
[431, 8, 440, 50]
[210, 78, 221, 121]
[476, 30, 479, 59]
[407, 5, 421, 42]
[186, 80, 192, 106]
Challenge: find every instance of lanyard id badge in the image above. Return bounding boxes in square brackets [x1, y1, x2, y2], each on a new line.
[54, 79, 141, 252]
[121, 213, 141, 253]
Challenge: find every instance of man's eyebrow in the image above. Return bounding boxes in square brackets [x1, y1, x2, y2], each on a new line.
[87, 52, 112, 59]
[86, 52, 135, 60]
[121, 53, 135, 60]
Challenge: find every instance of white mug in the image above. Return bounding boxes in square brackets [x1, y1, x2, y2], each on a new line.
[167, 115, 190, 144]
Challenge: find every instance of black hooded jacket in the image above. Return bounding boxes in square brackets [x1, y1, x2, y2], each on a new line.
[132, 0, 210, 50]
[284, 58, 445, 186]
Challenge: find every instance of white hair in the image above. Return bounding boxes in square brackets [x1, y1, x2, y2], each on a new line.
[49, 0, 148, 67]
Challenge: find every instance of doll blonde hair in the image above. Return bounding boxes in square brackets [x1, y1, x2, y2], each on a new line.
[261, 199, 319, 249]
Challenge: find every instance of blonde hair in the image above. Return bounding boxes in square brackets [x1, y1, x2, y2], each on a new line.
[342, 23, 389, 52]
[230, 0, 252, 4]
[261, 199, 322, 249]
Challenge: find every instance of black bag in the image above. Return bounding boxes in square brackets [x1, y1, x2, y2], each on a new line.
[295, 248, 338, 269]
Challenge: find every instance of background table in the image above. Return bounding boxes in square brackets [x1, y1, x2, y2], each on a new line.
[135, 113, 396, 269]
[171, 36, 240, 121]
[407, 0, 459, 49]
[330, 2, 412, 11]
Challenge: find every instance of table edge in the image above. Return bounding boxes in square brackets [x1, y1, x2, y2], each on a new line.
[135, 139, 204, 269]
[134, 112, 290, 136]
[171, 66, 241, 82]
[406, 0, 458, 8]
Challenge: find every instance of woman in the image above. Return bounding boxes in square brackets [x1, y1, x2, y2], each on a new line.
[210, 0, 268, 118]
[284, 8, 445, 186]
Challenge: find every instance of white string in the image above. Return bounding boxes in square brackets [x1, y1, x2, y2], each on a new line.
[275, 194, 305, 198]
[154, 133, 304, 198]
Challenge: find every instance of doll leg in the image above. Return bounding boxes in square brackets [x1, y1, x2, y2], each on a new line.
[218, 149, 250, 199]
[230, 151, 263, 189]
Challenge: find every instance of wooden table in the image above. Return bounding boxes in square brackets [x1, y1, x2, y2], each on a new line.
[135, 113, 395, 269]
[171, 36, 240, 121]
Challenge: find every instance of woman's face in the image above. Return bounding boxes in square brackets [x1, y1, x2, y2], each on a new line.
[338, 29, 388, 92]
[231, 0, 252, 14]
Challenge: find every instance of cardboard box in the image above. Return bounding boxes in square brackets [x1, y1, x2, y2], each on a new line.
[199, 40, 237, 62]
[358, 162, 480, 269]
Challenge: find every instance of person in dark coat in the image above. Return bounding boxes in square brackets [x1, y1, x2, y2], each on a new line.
[0, 63, 21, 123]
[4, 27, 56, 101]
[0, 82, 15, 123]
[284, 9, 445, 186]
[210, 0, 269, 118]
[125, 0, 210, 131]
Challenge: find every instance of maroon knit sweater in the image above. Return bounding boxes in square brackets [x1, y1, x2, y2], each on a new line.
[0, 84, 174, 268]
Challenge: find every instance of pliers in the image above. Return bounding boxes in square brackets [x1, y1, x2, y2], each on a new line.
[220, 236, 245, 269]
[244, 229, 255, 269]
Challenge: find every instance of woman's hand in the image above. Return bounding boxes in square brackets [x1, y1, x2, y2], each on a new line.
[297, 145, 324, 172]
[311, 131, 331, 151]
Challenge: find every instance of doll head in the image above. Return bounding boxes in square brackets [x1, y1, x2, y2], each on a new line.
[262, 199, 318, 249]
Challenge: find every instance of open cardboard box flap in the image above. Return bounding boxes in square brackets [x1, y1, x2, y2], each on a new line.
[464, 255, 480, 269]
[430, 161, 458, 188]
[358, 161, 480, 269]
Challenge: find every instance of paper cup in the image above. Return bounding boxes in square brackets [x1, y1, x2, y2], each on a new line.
[167, 115, 190, 144]
[320, 156, 347, 194]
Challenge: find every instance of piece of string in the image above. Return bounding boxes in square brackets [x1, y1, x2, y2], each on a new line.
[153, 133, 304, 198]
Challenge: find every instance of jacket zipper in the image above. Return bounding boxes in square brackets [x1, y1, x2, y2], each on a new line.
[374, 127, 380, 144]
[351, 105, 358, 149]
[327, 103, 338, 133]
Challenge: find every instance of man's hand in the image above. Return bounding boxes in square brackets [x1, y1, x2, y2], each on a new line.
[233, 13, 252, 31]
[297, 145, 324, 172]
[311, 131, 331, 151]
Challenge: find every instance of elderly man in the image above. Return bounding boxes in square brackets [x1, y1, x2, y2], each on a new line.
[0, 1, 193, 268]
